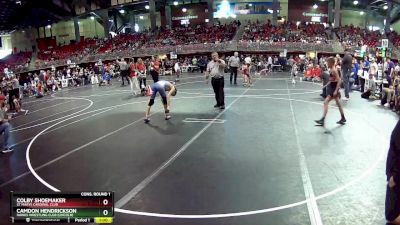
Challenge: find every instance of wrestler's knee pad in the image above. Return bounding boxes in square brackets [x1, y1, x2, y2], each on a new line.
[148, 99, 155, 106]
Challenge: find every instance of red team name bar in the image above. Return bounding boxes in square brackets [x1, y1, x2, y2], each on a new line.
[10, 192, 114, 223]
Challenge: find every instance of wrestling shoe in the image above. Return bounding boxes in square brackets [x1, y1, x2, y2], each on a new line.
[336, 118, 347, 125]
[1, 148, 13, 153]
[314, 118, 325, 126]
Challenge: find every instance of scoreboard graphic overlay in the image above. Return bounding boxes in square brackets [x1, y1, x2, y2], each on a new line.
[10, 192, 114, 223]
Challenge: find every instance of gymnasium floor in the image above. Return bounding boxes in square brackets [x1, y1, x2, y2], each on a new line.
[0, 72, 398, 225]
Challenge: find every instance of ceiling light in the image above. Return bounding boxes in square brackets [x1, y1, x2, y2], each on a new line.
[313, 4, 318, 9]
[173, 1, 178, 5]
[248, 3, 252, 6]
[139, 15, 144, 19]
[145, 5, 149, 9]
[383, 5, 388, 10]
[360, 11, 364, 15]
[90, 16, 95, 20]
[353, 0, 358, 5]
[119, 9, 125, 14]
[182, 7, 187, 12]
[46, 25, 51, 29]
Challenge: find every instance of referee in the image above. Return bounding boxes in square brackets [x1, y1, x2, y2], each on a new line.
[116, 58, 130, 86]
[206, 52, 226, 109]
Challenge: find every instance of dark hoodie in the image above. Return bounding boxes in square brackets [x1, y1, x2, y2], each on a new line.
[386, 119, 400, 184]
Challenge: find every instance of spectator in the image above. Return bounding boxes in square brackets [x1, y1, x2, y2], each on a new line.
[129, 58, 140, 96]
[198, 56, 207, 74]
[228, 52, 240, 85]
[136, 58, 147, 92]
[342, 52, 353, 100]
[385, 119, 400, 225]
[361, 56, 370, 93]
[0, 95, 13, 153]
[150, 55, 161, 83]
[386, 58, 395, 82]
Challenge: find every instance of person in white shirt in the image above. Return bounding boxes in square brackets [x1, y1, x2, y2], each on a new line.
[267, 56, 273, 71]
[368, 58, 378, 95]
[228, 52, 240, 85]
[206, 52, 226, 109]
[174, 61, 181, 82]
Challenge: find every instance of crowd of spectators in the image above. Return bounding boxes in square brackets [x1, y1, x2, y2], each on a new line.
[387, 31, 400, 47]
[335, 25, 384, 49]
[5, 21, 400, 78]
[32, 23, 238, 70]
[0, 52, 32, 74]
[146, 22, 238, 47]
[240, 21, 328, 44]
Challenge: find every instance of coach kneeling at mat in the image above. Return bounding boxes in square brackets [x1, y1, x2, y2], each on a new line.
[144, 80, 177, 123]
[386, 118, 400, 225]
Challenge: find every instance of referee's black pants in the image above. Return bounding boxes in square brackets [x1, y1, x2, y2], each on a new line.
[211, 77, 224, 107]
[121, 70, 130, 85]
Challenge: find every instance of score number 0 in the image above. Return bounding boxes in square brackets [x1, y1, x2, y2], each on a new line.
[102, 198, 111, 216]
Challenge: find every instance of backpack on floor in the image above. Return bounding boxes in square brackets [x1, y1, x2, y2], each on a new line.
[361, 90, 371, 99]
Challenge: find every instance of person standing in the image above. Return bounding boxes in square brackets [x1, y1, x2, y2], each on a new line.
[342, 52, 353, 100]
[367, 58, 378, 99]
[116, 58, 130, 86]
[206, 52, 226, 109]
[386, 58, 395, 82]
[267, 55, 273, 72]
[192, 56, 198, 68]
[136, 58, 147, 94]
[352, 58, 360, 89]
[9, 75, 20, 110]
[321, 68, 330, 98]
[361, 56, 370, 93]
[174, 60, 181, 82]
[228, 52, 240, 85]
[385, 119, 400, 225]
[0, 95, 13, 153]
[198, 56, 206, 73]
[315, 57, 346, 126]
[242, 58, 252, 87]
[129, 58, 140, 96]
[150, 55, 161, 83]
